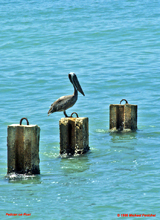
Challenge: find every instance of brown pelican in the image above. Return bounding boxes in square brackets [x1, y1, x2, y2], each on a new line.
[48, 72, 85, 117]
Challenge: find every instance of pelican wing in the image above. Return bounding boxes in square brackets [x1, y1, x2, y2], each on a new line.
[48, 94, 76, 115]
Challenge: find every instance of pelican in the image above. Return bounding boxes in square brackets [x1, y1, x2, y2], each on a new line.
[48, 72, 85, 117]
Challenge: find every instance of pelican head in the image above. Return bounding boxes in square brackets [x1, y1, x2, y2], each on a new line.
[68, 72, 85, 96]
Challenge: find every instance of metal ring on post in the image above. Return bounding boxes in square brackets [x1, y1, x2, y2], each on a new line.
[20, 118, 29, 125]
[120, 99, 128, 104]
[70, 112, 79, 118]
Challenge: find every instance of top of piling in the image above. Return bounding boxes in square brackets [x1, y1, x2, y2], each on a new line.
[60, 117, 88, 120]
[8, 124, 39, 128]
[110, 104, 137, 106]
[8, 118, 40, 128]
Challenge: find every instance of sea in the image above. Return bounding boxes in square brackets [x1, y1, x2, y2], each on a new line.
[0, 0, 160, 219]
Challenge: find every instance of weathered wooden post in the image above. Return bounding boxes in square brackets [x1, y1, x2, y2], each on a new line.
[7, 118, 40, 174]
[110, 99, 137, 132]
[59, 113, 89, 156]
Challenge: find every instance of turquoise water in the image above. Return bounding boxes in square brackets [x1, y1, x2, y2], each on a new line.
[0, 0, 160, 219]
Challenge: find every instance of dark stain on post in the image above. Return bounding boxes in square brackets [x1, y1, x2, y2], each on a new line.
[15, 127, 24, 173]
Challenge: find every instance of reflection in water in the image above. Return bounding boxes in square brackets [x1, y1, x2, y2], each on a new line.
[60, 153, 91, 174]
[109, 131, 137, 143]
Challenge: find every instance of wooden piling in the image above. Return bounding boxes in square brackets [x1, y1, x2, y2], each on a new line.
[7, 118, 40, 174]
[110, 99, 137, 132]
[59, 117, 89, 155]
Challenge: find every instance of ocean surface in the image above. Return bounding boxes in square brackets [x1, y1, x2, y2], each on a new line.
[0, 0, 160, 219]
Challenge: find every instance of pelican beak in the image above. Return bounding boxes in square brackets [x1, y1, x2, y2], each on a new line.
[72, 74, 85, 96]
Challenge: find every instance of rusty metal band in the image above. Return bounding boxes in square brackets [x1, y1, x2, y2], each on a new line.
[20, 118, 29, 125]
[120, 99, 128, 104]
[70, 112, 79, 118]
